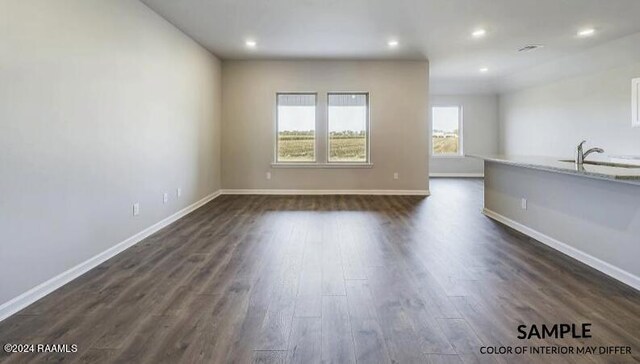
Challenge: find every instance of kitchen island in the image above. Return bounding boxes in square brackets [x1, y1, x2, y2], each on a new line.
[470, 155, 640, 291]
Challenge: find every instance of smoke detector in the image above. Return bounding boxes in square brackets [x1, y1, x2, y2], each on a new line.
[518, 44, 544, 52]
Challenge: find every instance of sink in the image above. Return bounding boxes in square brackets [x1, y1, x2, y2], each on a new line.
[558, 159, 640, 169]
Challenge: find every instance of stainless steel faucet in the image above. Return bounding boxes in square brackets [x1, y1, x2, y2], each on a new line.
[576, 140, 604, 165]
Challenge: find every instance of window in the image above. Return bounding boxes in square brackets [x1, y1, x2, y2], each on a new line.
[273, 92, 372, 166]
[276, 93, 317, 162]
[327, 93, 369, 163]
[432, 106, 462, 156]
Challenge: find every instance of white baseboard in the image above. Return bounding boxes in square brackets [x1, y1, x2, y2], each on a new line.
[220, 189, 430, 196]
[0, 191, 222, 323]
[483, 208, 640, 291]
[430, 173, 484, 178]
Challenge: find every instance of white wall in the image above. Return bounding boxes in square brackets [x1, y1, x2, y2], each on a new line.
[488, 34, 640, 290]
[221, 60, 430, 192]
[0, 0, 222, 306]
[499, 62, 640, 157]
[430, 94, 499, 176]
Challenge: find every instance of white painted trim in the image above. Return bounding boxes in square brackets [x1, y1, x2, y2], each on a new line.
[0, 191, 222, 323]
[221, 189, 430, 196]
[270, 163, 373, 169]
[482, 208, 640, 291]
[430, 155, 466, 159]
[430, 173, 484, 178]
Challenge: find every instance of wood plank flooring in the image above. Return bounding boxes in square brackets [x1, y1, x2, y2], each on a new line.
[1, 178, 639, 363]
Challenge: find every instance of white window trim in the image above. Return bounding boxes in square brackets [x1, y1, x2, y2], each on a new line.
[326, 92, 371, 165]
[271, 162, 373, 169]
[430, 105, 464, 158]
[274, 92, 318, 164]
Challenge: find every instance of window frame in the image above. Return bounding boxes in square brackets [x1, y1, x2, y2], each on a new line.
[430, 105, 464, 158]
[326, 92, 371, 164]
[274, 92, 319, 164]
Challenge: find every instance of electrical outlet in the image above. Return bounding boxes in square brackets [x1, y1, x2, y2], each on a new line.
[521, 198, 527, 210]
[266, 172, 271, 180]
[163, 192, 169, 204]
[177, 187, 182, 198]
[393, 172, 399, 180]
[133, 203, 140, 216]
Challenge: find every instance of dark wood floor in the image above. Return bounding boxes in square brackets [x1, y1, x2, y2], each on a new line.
[1, 179, 639, 363]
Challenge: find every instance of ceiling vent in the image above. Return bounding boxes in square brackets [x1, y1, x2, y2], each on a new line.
[518, 44, 544, 52]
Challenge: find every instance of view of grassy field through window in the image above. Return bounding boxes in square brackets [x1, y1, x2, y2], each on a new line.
[277, 131, 367, 161]
[329, 131, 366, 161]
[433, 136, 459, 154]
[432, 106, 461, 155]
[277, 130, 315, 161]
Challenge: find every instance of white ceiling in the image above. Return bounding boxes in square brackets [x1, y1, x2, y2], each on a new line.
[141, 0, 640, 93]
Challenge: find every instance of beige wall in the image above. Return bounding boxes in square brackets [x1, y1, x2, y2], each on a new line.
[221, 60, 430, 192]
[430, 94, 499, 176]
[0, 0, 222, 305]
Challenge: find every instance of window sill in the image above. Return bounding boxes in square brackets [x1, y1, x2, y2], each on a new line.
[271, 163, 374, 169]
[431, 154, 466, 159]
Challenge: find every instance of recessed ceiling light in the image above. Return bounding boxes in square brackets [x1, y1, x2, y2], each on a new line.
[388, 40, 399, 47]
[245, 40, 257, 48]
[472, 29, 487, 38]
[479, 67, 489, 73]
[577, 28, 595, 37]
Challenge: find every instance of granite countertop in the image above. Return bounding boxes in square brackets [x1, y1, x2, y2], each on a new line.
[468, 154, 640, 186]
